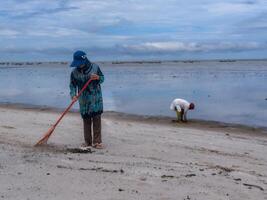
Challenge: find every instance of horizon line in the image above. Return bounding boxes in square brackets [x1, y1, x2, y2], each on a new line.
[1, 58, 267, 64]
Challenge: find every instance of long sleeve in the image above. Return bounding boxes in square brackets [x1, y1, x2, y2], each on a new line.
[70, 64, 104, 118]
[69, 72, 77, 99]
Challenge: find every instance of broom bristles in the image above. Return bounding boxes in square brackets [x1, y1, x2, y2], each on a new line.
[34, 126, 55, 146]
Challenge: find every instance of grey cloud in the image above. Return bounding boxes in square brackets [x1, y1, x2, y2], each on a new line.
[1, 41, 264, 57]
[244, 1, 255, 4]
[0, 0, 78, 19]
[119, 42, 264, 55]
[240, 12, 267, 30]
[1, 0, 267, 61]
[4, 7, 79, 19]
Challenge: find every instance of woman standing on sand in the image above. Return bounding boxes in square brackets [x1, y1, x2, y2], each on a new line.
[69, 50, 104, 149]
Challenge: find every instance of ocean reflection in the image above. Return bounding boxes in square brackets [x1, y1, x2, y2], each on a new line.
[0, 60, 266, 127]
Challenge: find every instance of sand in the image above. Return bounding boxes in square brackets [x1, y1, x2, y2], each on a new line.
[0, 105, 267, 200]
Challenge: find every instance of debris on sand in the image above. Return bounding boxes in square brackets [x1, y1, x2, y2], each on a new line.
[214, 165, 234, 173]
[183, 195, 191, 200]
[56, 165, 71, 169]
[56, 165, 125, 174]
[66, 148, 92, 154]
[140, 177, 147, 181]
[101, 169, 120, 173]
[161, 175, 174, 179]
[234, 178, 242, 181]
[243, 183, 264, 191]
[79, 167, 124, 174]
[185, 173, 196, 178]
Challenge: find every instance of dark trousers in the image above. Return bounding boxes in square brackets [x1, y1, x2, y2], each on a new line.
[83, 115, 102, 145]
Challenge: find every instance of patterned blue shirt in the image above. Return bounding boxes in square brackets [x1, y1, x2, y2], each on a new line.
[70, 62, 104, 118]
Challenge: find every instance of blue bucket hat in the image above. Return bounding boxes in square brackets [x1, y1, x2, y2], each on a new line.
[70, 50, 88, 68]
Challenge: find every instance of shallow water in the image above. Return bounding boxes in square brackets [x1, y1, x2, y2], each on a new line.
[0, 60, 266, 127]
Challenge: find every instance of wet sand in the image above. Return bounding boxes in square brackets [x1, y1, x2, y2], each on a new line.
[0, 105, 267, 199]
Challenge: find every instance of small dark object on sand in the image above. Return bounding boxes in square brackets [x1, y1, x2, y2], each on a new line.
[67, 147, 92, 154]
[161, 175, 175, 178]
[243, 183, 264, 191]
[185, 173, 196, 177]
[215, 165, 234, 173]
[234, 178, 242, 181]
[184, 195, 191, 200]
[118, 188, 124, 192]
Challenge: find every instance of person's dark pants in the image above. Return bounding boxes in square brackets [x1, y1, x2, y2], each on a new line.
[83, 114, 102, 146]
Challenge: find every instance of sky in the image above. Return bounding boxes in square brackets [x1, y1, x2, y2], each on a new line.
[0, 0, 267, 61]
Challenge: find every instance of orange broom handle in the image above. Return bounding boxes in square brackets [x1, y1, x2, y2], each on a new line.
[34, 78, 94, 146]
[53, 78, 93, 127]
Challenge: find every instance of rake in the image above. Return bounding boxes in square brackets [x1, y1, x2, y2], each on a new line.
[34, 78, 93, 146]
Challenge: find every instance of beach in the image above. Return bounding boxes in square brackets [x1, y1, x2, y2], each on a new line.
[0, 105, 266, 200]
[1, 0, 267, 199]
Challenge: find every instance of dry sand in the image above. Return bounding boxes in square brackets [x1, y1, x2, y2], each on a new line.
[0, 105, 267, 200]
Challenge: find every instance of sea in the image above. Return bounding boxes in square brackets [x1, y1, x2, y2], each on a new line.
[0, 60, 266, 128]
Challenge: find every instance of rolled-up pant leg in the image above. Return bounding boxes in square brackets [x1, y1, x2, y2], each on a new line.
[83, 118, 92, 146]
[176, 110, 181, 121]
[93, 114, 102, 144]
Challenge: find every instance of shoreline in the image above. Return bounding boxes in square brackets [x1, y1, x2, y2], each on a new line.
[0, 58, 267, 66]
[1, 102, 266, 136]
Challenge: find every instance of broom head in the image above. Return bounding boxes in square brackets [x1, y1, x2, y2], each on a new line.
[34, 125, 56, 146]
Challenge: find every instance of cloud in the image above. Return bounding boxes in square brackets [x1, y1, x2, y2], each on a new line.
[1, 41, 263, 56]
[204, 0, 267, 15]
[0, 0, 78, 19]
[0, 28, 19, 37]
[119, 41, 264, 56]
[0, 0, 267, 60]
[238, 12, 267, 30]
[206, 3, 252, 14]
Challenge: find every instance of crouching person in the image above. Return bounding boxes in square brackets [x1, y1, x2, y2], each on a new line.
[170, 98, 195, 122]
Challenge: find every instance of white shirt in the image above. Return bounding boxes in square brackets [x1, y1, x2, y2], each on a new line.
[170, 98, 190, 112]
